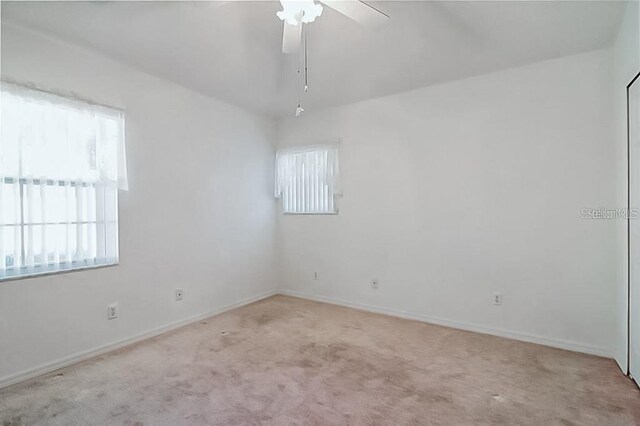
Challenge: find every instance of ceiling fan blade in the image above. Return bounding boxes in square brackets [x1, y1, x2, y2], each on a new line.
[282, 21, 302, 54]
[320, 0, 389, 27]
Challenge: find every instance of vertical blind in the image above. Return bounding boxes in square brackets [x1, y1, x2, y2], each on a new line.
[275, 145, 340, 214]
[0, 83, 128, 279]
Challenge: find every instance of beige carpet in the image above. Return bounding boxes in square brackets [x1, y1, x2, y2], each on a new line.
[1, 295, 639, 425]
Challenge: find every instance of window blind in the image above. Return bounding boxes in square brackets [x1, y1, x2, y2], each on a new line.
[0, 83, 127, 279]
[275, 145, 340, 214]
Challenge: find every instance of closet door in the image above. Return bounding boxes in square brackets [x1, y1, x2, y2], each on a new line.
[629, 73, 640, 385]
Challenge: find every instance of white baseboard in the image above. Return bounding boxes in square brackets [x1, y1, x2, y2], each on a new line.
[276, 289, 613, 359]
[0, 290, 277, 390]
[2, 288, 613, 390]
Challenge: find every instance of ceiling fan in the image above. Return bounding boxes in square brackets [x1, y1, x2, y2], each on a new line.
[277, 0, 390, 54]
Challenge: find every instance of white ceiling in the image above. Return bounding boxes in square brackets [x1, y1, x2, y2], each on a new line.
[1, 1, 627, 118]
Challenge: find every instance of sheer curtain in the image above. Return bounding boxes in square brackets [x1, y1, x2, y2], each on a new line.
[0, 83, 128, 278]
[275, 144, 340, 214]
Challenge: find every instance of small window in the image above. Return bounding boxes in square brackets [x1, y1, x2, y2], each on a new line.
[0, 83, 128, 280]
[275, 145, 340, 214]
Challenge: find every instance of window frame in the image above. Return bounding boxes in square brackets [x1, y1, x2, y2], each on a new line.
[276, 145, 341, 215]
[0, 84, 125, 282]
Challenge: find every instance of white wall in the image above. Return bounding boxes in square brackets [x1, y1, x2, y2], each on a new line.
[0, 8, 632, 388]
[276, 49, 617, 356]
[612, 1, 640, 372]
[0, 23, 277, 386]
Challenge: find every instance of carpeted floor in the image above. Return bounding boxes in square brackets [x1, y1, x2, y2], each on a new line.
[1, 295, 639, 425]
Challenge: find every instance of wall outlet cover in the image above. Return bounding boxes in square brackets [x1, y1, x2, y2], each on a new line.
[107, 304, 118, 320]
[493, 292, 503, 306]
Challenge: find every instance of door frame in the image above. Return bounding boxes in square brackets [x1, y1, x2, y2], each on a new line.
[627, 70, 640, 380]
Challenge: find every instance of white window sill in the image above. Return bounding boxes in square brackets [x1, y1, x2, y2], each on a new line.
[0, 259, 119, 283]
[283, 212, 339, 215]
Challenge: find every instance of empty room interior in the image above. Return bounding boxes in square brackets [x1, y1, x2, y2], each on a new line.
[1, 0, 640, 424]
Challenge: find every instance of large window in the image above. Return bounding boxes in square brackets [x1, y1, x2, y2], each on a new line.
[0, 83, 128, 280]
[275, 145, 340, 214]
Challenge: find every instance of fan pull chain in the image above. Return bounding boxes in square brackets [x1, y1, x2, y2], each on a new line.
[295, 24, 305, 117]
[304, 26, 309, 93]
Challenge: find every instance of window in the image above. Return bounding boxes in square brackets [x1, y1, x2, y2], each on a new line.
[275, 145, 340, 214]
[0, 83, 128, 280]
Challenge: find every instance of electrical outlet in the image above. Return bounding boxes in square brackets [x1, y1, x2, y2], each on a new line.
[371, 279, 379, 290]
[175, 288, 184, 301]
[313, 271, 319, 280]
[107, 304, 118, 320]
[492, 292, 503, 306]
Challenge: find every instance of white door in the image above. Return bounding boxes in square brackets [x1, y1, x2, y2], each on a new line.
[629, 74, 640, 385]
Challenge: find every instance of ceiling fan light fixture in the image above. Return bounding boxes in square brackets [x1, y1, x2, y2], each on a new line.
[277, 0, 323, 26]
